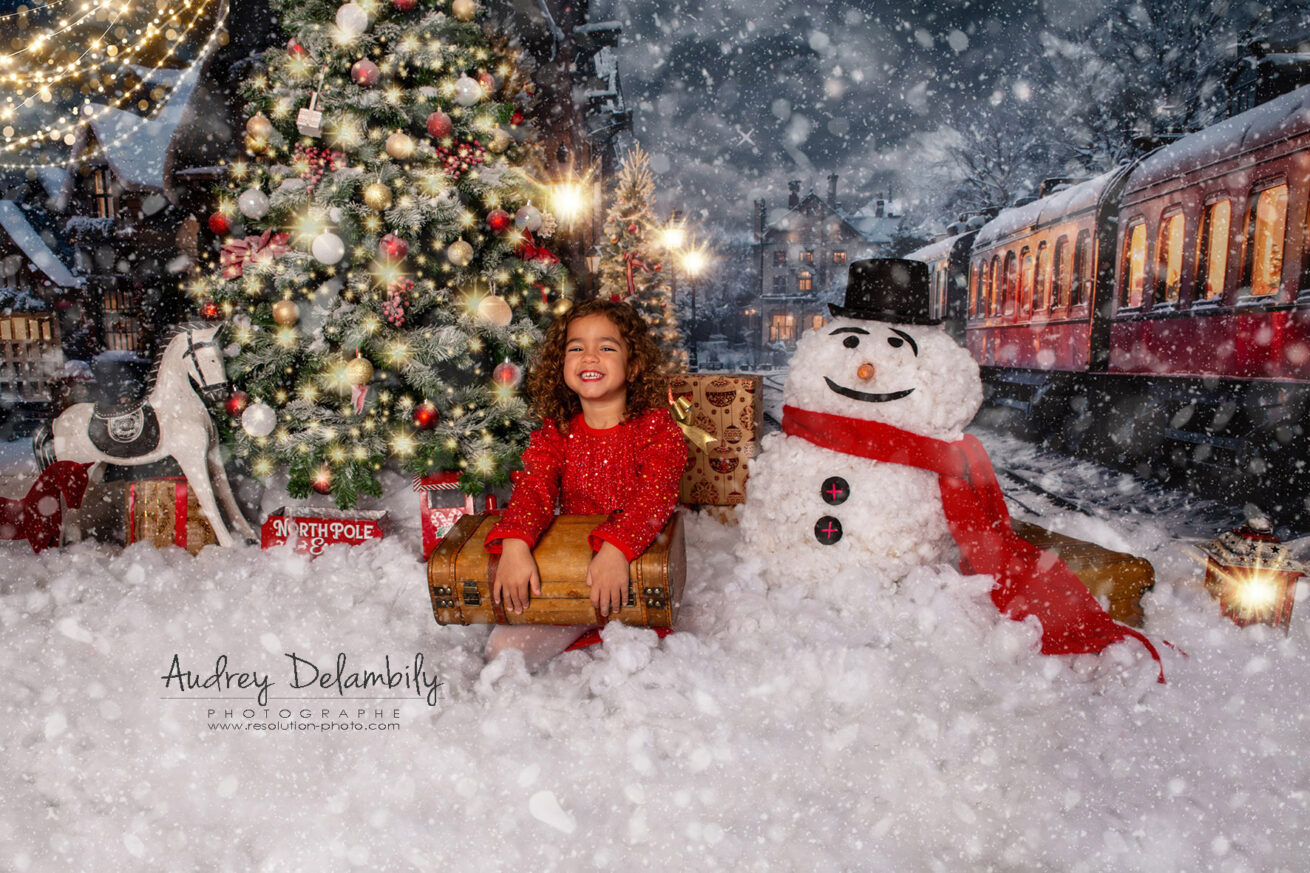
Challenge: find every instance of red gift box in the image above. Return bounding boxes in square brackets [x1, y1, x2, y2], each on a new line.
[261, 506, 388, 556]
[415, 473, 499, 559]
[126, 477, 218, 555]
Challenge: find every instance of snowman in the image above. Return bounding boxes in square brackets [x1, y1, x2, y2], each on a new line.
[740, 258, 982, 585]
[739, 258, 1164, 676]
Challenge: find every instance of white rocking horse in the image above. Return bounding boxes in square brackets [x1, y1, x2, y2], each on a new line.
[33, 322, 256, 547]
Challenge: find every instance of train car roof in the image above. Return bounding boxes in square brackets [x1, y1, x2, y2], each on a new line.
[1125, 84, 1310, 196]
[905, 230, 972, 264]
[973, 169, 1121, 250]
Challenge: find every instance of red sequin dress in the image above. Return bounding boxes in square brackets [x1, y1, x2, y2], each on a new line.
[484, 407, 687, 560]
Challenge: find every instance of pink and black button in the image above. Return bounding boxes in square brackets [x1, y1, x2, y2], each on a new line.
[814, 515, 843, 545]
[821, 476, 849, 505]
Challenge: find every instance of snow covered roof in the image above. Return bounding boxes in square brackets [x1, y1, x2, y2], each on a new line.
[974, 169, 1123, 251]
[0, 199, 82, 287]
[765, 192, 900, 245]
[1125, 84, 1310, 199]
[904, 230, 973, 265]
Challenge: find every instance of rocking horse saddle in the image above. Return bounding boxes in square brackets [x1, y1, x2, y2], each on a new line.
[89, 400, 161, 458]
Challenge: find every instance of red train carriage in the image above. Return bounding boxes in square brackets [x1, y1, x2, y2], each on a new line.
[1108, 84, 1310, 483]
[962, 169, 1133, 429]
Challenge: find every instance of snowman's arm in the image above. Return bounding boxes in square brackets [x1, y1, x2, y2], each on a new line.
[485, 421, 566, 553]
[588, 411, 687, 561]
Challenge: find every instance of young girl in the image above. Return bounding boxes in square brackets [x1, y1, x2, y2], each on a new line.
[482, 298, 688, 668]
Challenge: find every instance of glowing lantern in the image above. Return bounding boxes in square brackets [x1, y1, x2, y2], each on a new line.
[1199, 518, 1304, 632]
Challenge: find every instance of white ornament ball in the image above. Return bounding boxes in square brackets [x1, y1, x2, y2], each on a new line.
[453, 75, 482, 107]
[476, 294, 513, 327]
[311, 231, 346, 265]
[451, 0, 476, 21]
[237, 188, 270, 220]
[335, 2, 369, 37]
[241, 402, 277, 438]
[447, 239, 473, 267]
[328, 206, 343, 222]
[514, 204, 542, 232]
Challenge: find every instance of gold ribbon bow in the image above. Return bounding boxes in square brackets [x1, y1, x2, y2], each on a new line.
[668, 388, 719, 452]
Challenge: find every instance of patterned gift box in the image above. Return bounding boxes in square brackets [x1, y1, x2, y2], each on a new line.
[261, 506, 388, 556]
[415, 473, 498, 559]
[125, 477, 218, 555]
[669, 374, 763, 506]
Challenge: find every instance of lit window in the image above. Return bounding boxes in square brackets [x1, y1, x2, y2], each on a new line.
[770, 313, 796, 342]
[92, 169, 117, 220]
[1019, 247, 1034, 315]
[1050, 237, 1068, 307]
[810, 314, 824, 331]
[774, 250, 786, 265]
[1003, 251, 1018, 315]
[1242, 183, 1288, 297]
[969, 262, 981, 317]
[989, 255, 1001, 315]
[1156, 211, 1185, 304]
[1073, 231, 1092, 306]
[1123, 221, 1147, 307]
[832, 250, 847, 264]
[798, 270, 812, 292]
[1196, 199, 1231, 301]
[802, 250, 814, 264]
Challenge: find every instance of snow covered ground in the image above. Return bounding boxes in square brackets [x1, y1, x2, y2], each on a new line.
[1, 430, 1307, 872]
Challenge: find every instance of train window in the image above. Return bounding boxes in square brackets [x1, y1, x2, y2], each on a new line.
[989, 254, 1001, 315]
[1003, 251, 1018, 315]
[1034, 242, 1050, 311]
[1051, 237, 1068, 307]
[1123, 221, 1148, 308]
[1018, 247, 1034, 316]
[968, 263, 979, 317]
[1241, 183, 1288, 297]
[798, 270, 813, 292]
[1074, 231, 1093, 306]
[1195, 199, 1230, 302]
[1155, 211, 1185, 305]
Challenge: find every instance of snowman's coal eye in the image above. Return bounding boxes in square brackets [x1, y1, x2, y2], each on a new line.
[887, 337, 904, 349]
[887, 327, 919, 356]
[842, 336, 859, 349]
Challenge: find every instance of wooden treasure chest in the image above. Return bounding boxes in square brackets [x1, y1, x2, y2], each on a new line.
[427, 513, 686, 628]
[1012, 520, 1155, 627]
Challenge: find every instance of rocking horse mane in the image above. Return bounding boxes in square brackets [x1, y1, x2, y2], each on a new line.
[144, 321, 221, 391]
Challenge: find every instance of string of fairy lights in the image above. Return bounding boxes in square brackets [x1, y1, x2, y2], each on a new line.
[0, 0, 226, 166]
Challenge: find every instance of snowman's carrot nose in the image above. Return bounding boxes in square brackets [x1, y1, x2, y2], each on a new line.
[857, 362, 876, 381]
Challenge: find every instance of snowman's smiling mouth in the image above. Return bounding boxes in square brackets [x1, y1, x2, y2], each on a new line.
[824, 378, 915, 403]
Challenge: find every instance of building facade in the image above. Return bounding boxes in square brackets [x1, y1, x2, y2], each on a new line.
[754, 175, 902, 359]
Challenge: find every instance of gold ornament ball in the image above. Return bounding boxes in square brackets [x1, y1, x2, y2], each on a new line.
[476, 294, 513, 327]
[346, 357, 375, 386]
[447, 239, 474, 267]
[272, 299, 300, 325]
[488, 127, 511, 153]
[451, 0, 476, 21]
[363, 182, 393, 211]
[244, 133, 267, 154]
[385, 131, 415, 159]
[246, 113, 274, 140]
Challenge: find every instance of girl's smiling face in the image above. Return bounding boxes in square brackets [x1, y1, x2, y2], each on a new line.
[563, 314, 631, 415]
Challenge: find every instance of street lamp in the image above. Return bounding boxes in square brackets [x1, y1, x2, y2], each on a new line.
[680, 246, 708, 371]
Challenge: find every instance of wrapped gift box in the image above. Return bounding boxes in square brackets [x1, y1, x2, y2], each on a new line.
[669, 373, 763, 506]
[261, 506, 388, 556]
[415, 473, 498, 559]
[126, 477, 218, 555]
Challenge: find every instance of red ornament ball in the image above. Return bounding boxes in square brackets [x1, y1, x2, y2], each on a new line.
[286, 37, 307, 58]
[627, 223, 638, 234]
[350, 58, 380, 87]
[207, 212, 231, 235]
[201, 300, 221, 320]
[379, 233, 409, 261]
[426, 111, 452, 139]
[391, 0, 417, 9]
[510, 110, 524, 126]
[653, 263, 662, 272]
[225, 390, 250, 416]
[492, 360, 522, 388]
[477, 71, 496, 93]
[486, 209, 511, 233]
[412, 402, 439, 430]
[311, 467, 333, 494]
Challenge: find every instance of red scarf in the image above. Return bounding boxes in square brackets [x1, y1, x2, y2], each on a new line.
[782, 405, 1164, 681]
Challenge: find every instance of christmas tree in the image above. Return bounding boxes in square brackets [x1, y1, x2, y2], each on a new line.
[598, 146, 686, 369]
[195, 0, 567, 507]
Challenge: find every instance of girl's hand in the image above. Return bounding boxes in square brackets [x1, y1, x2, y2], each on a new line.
[494, 538, 541, 615]
[586, 541, 630, 617]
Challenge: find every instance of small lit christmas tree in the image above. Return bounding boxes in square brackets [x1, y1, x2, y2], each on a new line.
[195, 0, 568, 507]
[598, 146, 685, 368]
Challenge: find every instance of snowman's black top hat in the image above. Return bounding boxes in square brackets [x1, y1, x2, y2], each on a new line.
[829, 258, 940, 325]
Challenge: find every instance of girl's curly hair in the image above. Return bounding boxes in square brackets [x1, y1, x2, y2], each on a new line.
[527, 298, 671, 431]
